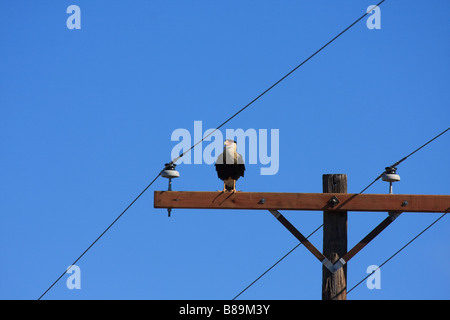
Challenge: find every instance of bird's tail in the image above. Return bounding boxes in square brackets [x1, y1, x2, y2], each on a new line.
[224, 178, 235, 191]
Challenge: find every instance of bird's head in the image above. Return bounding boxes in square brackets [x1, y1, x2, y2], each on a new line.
[224, 139, 237, 149]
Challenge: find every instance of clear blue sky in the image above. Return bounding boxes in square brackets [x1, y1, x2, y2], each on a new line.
[1, 0, 449, 300]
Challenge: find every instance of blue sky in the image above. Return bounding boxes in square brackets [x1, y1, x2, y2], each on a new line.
[1, 0, 449, 300]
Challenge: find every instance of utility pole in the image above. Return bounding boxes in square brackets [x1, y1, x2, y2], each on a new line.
[322, 174, 347, 300]
[154, 179, 450, 299]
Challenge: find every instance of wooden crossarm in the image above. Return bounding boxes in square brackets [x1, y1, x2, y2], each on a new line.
[154, 191, 450, 213]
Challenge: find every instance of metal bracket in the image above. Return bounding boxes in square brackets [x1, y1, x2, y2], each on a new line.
[388, 211, 402, 221]
[269, 209, 281, 219]
[333, 258, 346, 273]
[322, 258, 346, 273]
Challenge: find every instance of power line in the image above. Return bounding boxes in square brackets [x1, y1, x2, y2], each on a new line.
[232, 224, 323, 300]
[347, 210, 449, 295]
[38, 172, 161, 300]
[390, 127, 450, 168]
[170, 0, 386, 166]
[358, 127, 450, 194]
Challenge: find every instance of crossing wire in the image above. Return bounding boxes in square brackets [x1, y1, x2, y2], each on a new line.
[359, 127, 450, 194]
[38, 173, 161, 300]
[232, 224, 323, 300]
[347, 210, 449, 295]
[170, 0, 386, 165]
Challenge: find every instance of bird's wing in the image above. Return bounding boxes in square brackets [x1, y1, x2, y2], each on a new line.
[236, 153, 245, 165]
[215, 152, 224, 165]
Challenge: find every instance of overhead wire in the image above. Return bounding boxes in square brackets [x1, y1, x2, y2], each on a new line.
[232, 224, 323, 300]
[38, 172, 161, 300]
[170, 0, 386, 166]
[358, 127, 450, 194]
[347, 210, 449, 295]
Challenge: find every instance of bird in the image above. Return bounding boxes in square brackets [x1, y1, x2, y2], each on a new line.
[215, 139, 245, 192]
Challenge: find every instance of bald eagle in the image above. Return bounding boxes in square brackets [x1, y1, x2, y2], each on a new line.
[215, 139, 245, 192]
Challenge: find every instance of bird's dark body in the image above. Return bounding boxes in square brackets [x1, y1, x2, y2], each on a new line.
[215, 162, 245, 181]
[215, 152, 245, 191]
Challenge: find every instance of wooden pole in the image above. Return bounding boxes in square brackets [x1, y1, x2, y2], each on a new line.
[322, 174, 347, 300]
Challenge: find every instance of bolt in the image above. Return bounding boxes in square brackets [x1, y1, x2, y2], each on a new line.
[329, 196, 340, 207]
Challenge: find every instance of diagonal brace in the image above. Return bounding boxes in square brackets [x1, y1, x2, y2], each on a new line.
[340, 212, 402, 264]
[328, 211, 402, 273]
[269, 210, 402, 273]
[269, 210, 325, 261]
[269, 210, 337, 272]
